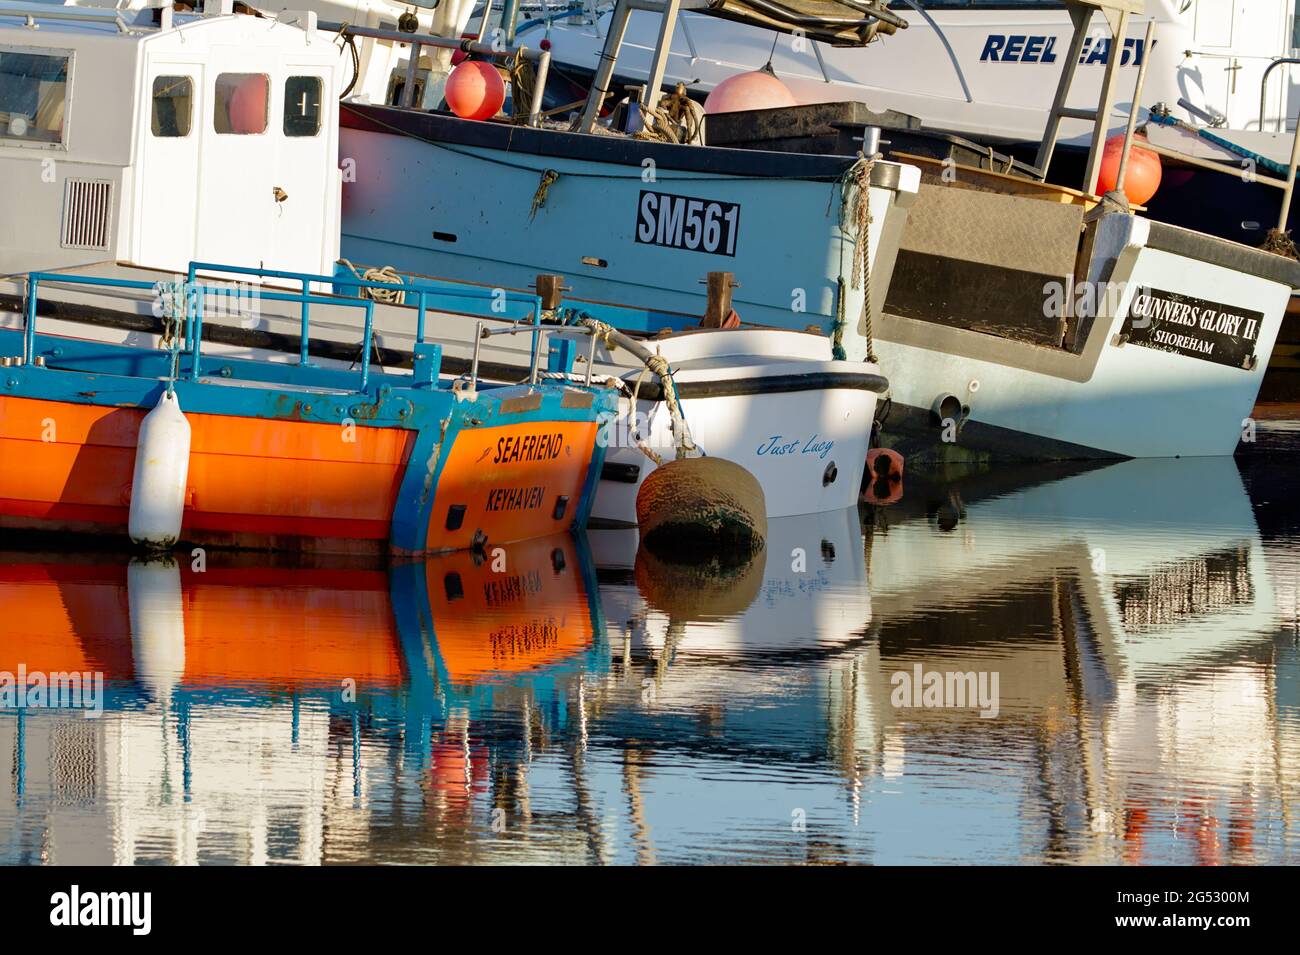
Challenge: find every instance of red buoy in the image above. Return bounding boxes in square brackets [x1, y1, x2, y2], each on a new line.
[1097, 133, 1163, 205]
[445, 61, 505, 121]
[863, 448, 904, 506]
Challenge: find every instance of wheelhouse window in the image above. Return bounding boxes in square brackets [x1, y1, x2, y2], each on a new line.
[283, 75, 322, 137]
[214, 72, 268, 135]
[0, 49, 69, 145]
[151, 76, 193, 137]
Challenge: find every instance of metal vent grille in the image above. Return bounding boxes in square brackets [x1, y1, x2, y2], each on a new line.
[60, 178, 113, 251]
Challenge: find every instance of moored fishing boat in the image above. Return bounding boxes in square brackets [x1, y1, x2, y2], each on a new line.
[322, 1, 914, 513]
[332, 0, 1300, 460]
[0, 268, 615, 554]
[533, 0, 1300, 246]
[0, 2, 908, 523]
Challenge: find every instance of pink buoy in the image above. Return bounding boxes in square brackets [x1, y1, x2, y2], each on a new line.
[445, 60, 506, 121]
[703, 70, 797, 115]
[227, 74, 268, 134]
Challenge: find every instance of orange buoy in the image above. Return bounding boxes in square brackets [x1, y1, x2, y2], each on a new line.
[703, 70, 797, 115]
[445, 61, 506, 121]
[1097, 133, 1162, 205]
[863, 447, 904, 506]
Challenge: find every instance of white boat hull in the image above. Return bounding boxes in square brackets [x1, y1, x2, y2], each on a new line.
[595, 366, 878, 524]
[876, 214, 1296, 460]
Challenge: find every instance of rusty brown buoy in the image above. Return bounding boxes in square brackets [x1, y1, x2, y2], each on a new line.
[636, 456, 767, 554]
[634, 542, 764, 619]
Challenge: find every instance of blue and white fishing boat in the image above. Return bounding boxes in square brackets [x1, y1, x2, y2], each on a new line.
[323, 0, 1300, 460]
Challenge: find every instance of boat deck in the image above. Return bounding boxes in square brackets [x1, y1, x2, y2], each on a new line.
[0, 261, 851, 391]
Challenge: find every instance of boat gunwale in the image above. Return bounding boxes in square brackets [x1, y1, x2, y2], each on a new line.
[340, 101, 909, 188]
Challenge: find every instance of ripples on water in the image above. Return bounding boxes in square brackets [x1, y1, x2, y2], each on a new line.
[1, 455, 1298, 865]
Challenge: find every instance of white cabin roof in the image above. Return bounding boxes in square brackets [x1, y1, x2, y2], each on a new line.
[0, 2, 320, 44]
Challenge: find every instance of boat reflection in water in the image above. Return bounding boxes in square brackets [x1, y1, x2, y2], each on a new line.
[866, 458, 1296, 864]
[0, 537, 608, 865]
[1, 457, 1297, 864]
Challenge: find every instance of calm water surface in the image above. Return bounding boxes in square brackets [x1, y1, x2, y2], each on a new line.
[3, 450, 1299, 865]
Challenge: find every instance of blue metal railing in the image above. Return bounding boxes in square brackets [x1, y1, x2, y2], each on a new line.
[24, 272, 157, 366]
[21, 263, 552, 394]
[23, 271, 379, 392]
[186, 262, 547, 385]
[181, 274, 377, 390]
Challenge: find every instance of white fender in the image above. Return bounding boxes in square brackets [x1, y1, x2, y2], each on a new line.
[128, 558, 186, 703]
[128, 390, 191, 550]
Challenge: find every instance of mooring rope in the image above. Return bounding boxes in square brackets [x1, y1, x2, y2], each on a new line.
[838, 157, 878, 363]
[627, 365, 665, 466]
[508, 49, 536, 126]
[643, 349, 697, 460]
[536, 367, 665, 464]
[156, 281, 185, 350]
[336, 25, 360, 101]
[578, 317, 697, 460]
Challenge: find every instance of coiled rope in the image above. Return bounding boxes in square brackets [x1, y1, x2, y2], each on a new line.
[508, 49, 536, 125]
[530, 169, 560, 220]
[633, 85, 705, 146]
[338, 258, 406, 305]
